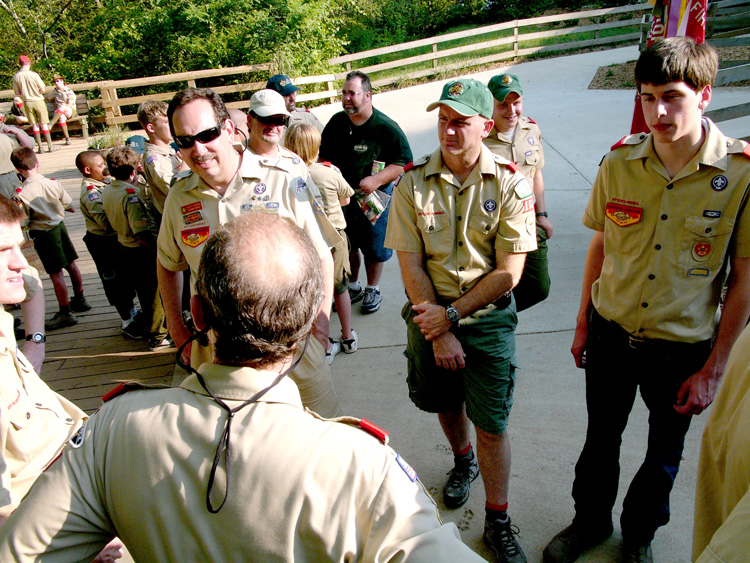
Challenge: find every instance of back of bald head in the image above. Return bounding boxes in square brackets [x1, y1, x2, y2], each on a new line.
[228, 108, 249, 140]
[196, 213, 323, 367]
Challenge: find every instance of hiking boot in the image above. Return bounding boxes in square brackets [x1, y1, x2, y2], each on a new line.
[543, 522, 613, 563]
[361, 287, 381, 314]
[149, 336, 174, 351]
[622, 541, 653, 563]
[484, 517, 527, 563]
[121, 318, 145, 339]
[341, 329, 358, 354]
[70, 294, 92, 312]
[443, 449, 479, 508]
[326, 338, 341, 365]
[45, 311, 78, 331]
[349, 285, 365, 304]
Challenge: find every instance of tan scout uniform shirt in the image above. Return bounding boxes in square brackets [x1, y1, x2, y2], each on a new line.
[309, 161, 354, 230]
[17, 174, 71, 231]
[281, 108, 324, 147]
[584, 119, 750, 342]
[692, 323, 750, 562]
[11, 70, 45, 103]
[0, 363, 485, 562]
[79, 177, 113, 236]
[385, 146, 537, 301]
[52, 86, 75, 112]
[0, 310, 85, 519]
[142, 142, 181, 214]
[0, 135, 15, 176]
[101, 179, 154, 248]
[484, 116, 545, 186]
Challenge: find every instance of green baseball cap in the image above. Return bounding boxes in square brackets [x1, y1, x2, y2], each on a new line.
[488, 73, 524, 102]
[426, 79, 494, 119]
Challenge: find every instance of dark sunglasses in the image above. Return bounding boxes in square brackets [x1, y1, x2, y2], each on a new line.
[255, 114, 288, 127]
[174, 124, 222, 149]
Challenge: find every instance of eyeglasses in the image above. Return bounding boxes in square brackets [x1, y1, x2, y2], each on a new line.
[173, 124, 223, 149]
[340, 90, 362, 98]
[254, 114, 288, 127]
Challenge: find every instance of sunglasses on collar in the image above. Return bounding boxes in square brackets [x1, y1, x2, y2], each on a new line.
[174, 123, 223, 149]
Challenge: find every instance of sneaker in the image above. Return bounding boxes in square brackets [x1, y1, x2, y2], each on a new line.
[45, 311, 78, 331]
[349, 285, 365, 304]
[121, 319, 145, 339]
[361, 287, 381, 314]
[70, 294, 92, 312]
[622, 541, 653, 563]
[149, 336, 174, 351]
[341, 330, 358, 354]
[326, 338, 341, 365]
[484, 517, 527, 563]
[543, 523, 613, 563]
[443, 449, 479, 508]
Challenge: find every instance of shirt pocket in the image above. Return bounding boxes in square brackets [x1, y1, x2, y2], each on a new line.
[468, 213, 500, 242]
[523, 148, 541, 168]
[416, 211, 450, 236]
[678, 215, 735, 270]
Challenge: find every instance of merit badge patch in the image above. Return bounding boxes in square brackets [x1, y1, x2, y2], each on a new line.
[396, 454, 418, 482]
[254, 182, 267, 195]
[448, 81, 464, 97]
[689, 268, 710, 277]
[711, 175, 728, 191]
[484, 199, 497, 212]
[605, 202, 643, 227]
[181, 226, 210, 248]
[692, 241, 712, 261]
[68, 423, 86, 449]
[88, 192, 100, 201]
[703, 210, 721, 218]
[181, 202, 203, 215]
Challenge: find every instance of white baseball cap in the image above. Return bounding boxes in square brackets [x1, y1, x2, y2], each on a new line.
[249, 89, 292, 118]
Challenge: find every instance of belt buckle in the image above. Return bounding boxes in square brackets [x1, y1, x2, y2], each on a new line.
[628, 334, 646, 350]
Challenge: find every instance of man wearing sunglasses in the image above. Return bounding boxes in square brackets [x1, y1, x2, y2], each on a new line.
[157, 87, 341, 418]
[265, 74, 323, 145]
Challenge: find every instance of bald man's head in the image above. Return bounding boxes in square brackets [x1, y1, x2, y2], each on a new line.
[228, 108, 249, 142]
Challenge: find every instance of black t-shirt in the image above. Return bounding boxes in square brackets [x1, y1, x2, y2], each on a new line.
[320, 108, 412, 191]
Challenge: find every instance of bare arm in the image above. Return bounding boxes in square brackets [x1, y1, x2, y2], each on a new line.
[571, 231, 605, 368]
[533, 169, 553, 238]
[157, 261, 191, 362]
[1, 125, 34, 150]
[312, 250, 334, 350]
[360, 164, 404, 195]
[675, 255, 750, 416]
[20, 274, 45, 375]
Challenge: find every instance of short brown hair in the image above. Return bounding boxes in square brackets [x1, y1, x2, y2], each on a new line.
[106, 146, 140, 181]
[167, 88, 229, 140]
[137, 100, 169, 129]
[0, 196, 26, 225]
[196, 213, 323, 367]
[284, 123, 321, 165]
[635, 37, 718, 92]
[10, 147, 37, 171]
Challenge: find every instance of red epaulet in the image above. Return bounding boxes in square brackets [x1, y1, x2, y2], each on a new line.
[507, 161, 520, 174]
[360, 419, 389, 444]
[86, 184, 96, 191]
[322, 161, 333, 167]
[125, 187, 136, 194]
[610, 135, 628, 151]
[102, 383, 128, 402]
[304, 108, 311, 113]
[527, 117, 537, 124]
[743, 145, 750, 159]
[403, 161, 415, 172]
[50, 177, 56, 181]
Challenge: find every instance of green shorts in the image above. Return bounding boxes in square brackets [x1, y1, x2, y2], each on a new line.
[402, 298, 518, 435]
[30, 222, 78, 274]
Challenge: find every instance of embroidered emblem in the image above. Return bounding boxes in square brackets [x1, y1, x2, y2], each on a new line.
[146, 155, 158, 165]
[703, 210, 721, 218]
[182, 211, 203, 225]
[181, 202, 202, 214]
[513, 178, 533, 200]
[484, 199, 497, 212]
[692, 241, 712, 261]
[396, 454, 418, 482]
[711, 175, 728, 191]
[295, 177, 307, 195]
[447, 82, 464, 97]
[605, 202, 643, 227]
[88, 192, 100, 201]
[69, 424, 86, 449]
[181, 226, 210, 248]
[254, 182, 267, 195]
[292, 157, 301, 165]
[688, 268, 709, 277]
[525, 150, 532, 156]
[312, 199, 326, 217]
[528, 138, 535, 145]
[522, 197, 534, 213]
[127, 195, 139, 204]
[501, 75, 513, 86]
[353, 143, 368, 153]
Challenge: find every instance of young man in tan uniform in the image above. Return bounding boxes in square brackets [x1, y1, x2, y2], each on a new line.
[0, 213, 487, 562]
[543, 38, 750, 563]
[485, 73, 553, 312]
[11, 56, 55, 154]
[385, 78, 537, 563]
[157, 87, 340, 418]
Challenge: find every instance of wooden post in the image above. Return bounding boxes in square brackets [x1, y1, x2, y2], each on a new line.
[327, 80, 336, 105]
[100, 81, 115, 126]
[187, 80, 197, 88]
[513, 21, 519, 62]
[432, 43, 438, 69]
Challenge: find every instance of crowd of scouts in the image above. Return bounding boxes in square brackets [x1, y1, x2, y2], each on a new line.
[0, 36, 748, 563]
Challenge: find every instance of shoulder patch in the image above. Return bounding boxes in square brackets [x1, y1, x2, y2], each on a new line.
[87, 192, 100, 202]
[321, 161, 341, 174]
[102, 381, 170, 402]
[611, 133, 648, 151]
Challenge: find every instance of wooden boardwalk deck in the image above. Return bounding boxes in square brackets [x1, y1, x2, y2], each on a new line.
[16, 134, 176, 413]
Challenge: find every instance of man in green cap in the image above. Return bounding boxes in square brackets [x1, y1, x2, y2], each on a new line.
[486, 73, 552, 312]
[385, 78, 537, 563]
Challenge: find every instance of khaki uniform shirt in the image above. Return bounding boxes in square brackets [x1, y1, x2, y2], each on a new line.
[484, 116, 544, 186]
[11, 70, 45, 102]
[0, 363, 484, 562]
[0, 310, 85, 519]
[385, 146, 537, 301]
[693, 322, 750, 562]
[281, 108, 324, 147]
[584, 119, 750, 342]
[0, 135, 15, 176]
[142, 142, 181, 214]
[52, 86, 75, 111]
[79, 177, 113, 236]
[17, 174, 71, 231]
[101, 179, 154, 248]
[309, 161, 354, 230]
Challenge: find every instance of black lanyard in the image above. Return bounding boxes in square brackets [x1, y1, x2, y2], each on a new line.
[176, 330, 306, 513]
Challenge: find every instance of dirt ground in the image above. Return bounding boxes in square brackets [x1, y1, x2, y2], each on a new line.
[589, 46, 750, 89]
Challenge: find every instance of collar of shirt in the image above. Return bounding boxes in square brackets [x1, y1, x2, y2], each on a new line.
[425, 144, 501, 187]
[144, 142, 175, 157]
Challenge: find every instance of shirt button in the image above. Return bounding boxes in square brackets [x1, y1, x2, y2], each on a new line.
[648, 274, 655, 280]
[458, 241, 464, 246]
[638, 328, 645, 333]
[661, 214, 668, 220]
[458, 191, 464, 197]
[485, 225, 491, 231]
[26, 412, 31, 419]
[655, 244, 662, 250]
[666, 184, 673, 190]
[66, 417, 73, 423]
[35, 402, 42, 407]
[459, 266, 465, 271]
[705, 228, 712, 233]
[461, 287, 467, 292]
[428, 225, 434, 231]
[221, 198, 227, 203]
[642, 302, 648, 308]
[457, 215, 462, 221]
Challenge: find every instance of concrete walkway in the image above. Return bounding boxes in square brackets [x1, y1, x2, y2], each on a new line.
[316, 45, 750, 562]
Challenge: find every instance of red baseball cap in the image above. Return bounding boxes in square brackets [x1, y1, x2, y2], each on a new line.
[19, 55, 30, 65]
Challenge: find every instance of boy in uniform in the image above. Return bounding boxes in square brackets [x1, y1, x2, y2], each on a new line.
[10, 148, 90, 331]
[75, 151, 140, 338]
[49, 75, 77, 146]
[12, 56, 55, 154]
[101, 147, 170, 351]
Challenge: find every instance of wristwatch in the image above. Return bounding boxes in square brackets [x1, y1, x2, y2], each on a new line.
[535, 211, 548, 218]
[26, 332, 46, 343]
[445, 305, 461, 323]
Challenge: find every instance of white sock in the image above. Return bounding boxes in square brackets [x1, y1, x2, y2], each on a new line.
[366, 285, 379, 291]
[349, 281, 361, 291]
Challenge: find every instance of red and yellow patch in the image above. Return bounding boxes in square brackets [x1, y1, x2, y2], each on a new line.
[181, 201, 203, 215]
[181, 226, 210, 248]
[522, 197, 534, 213]
[605, 202, 643, 227]
[692, 241, 712, 261]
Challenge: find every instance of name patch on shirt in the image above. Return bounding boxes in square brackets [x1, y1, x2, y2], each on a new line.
[181, 202, 203, 215]
[240, 202, 279, 215]
[181, 226, 210, 248]
[605, 202, 643, 227]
